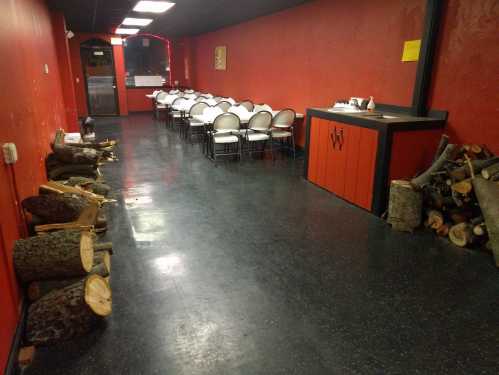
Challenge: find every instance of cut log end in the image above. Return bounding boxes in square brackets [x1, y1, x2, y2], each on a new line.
[85, 275, 112, 317]
[80, 231, 94, 272]
[449, 223, 473, 247]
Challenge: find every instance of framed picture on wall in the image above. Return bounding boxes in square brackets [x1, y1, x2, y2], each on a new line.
[214, 46, 227, 70]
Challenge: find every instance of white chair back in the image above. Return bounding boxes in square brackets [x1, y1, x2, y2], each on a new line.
[190, 102, 209, 116]
[254, 104, 273, 113]
[215, 101, 232, 113]
[239, 100, 255, 112]
[273, 109, 296, 127]
[249, 111, 272, 131]
[213, 113, 240, 132]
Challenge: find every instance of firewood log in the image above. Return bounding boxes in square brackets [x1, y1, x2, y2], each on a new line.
[451, 179, 472, 195]
[449, 207, 473, 224]
[436, 223, 450, 237]
[47, 162, 98, 180]
[449, 223, 473, 247]
[65, 177, 111, 196]
[22, 194, 89, 224]
[481, 162, 499, 180]
[94, 251, 111, 273]
[94, 241, 113, 255]
[426, 209, 444, 230]
[13, 230, 94, 283]
[53, 144, 100, 165]
[411, 144, 458, 188]
[449, 157, 499, 181]
[432, 135, 449, 162]
[26, 275, 111, 346]
[387, 180, 422, 232]
[472, 177, 499, 267]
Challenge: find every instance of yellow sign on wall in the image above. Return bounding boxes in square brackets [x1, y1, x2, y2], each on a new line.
[402, 39, 421, 62]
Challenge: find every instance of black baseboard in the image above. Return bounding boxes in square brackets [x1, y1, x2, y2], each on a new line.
[5, 299, 27, 375]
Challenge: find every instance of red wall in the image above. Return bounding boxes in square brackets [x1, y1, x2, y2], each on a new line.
[192, 0, 425, 146]
[191, 0, 499, 152]
[429, 0, 499, 153]
[0, 0, 69, 371]
[69, 33, 128, 117]
[51, 11, 79, 131]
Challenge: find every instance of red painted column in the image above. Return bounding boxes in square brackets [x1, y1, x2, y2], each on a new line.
[113, 44, 129, 116]
[51, 11, 79, 131]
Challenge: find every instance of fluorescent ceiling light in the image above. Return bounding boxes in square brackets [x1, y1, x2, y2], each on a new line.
[115, 28, 140, 35]
[122, 17, 153, 26]
[133, 1, 175, 13]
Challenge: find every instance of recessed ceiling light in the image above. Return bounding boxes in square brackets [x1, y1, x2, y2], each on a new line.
[122, 17, 153, 26]
[115, 28, 140, 35]
[133, 1, 175, 14]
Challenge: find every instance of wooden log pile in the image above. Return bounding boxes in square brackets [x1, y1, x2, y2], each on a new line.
[13, 230, 113, 345]
[388, 136, 499, 267]
[45, 129, 117, 181]
[10, 125, 119, 350]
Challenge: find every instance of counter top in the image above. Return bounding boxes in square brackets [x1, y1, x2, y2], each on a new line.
[307, 105, 447, 132]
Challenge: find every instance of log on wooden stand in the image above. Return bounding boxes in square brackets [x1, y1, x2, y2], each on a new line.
[22, 194, 89, 223]
[472, 177, 499, 267]
[13, 230, 94, 283]
[387, 180, 423, 232]
[26, 275, 111, 346]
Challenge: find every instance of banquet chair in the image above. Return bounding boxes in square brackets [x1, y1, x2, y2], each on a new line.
[215, 101, 232, 113]
[209, 113, 242, 163]
[271, 109, 297, 159]
[239, 100, 255, 112]
[243, 111, 273, 159]
[188, 102, 209, 144]
[154, 91, 168, 120]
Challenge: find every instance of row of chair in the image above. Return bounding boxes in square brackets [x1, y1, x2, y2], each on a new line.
[152, 89, 297, 162]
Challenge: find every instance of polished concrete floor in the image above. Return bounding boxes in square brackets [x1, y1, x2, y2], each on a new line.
[25, 114, 499, 374]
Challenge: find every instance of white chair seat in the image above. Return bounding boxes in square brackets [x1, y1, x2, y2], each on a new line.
[237, 129, 254, 136]
[173, 113, 184, 118]
[271, 130, 292, 138]
[273, 124, 291, 128]
[245, 132, 269, 141]
[156, 104, 167, 109]
[214, 134, 239, 144]
[189, 120, 204, 127]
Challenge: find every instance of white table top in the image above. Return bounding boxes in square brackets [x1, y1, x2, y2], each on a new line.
[146, 94, 156, 99]
[193, 111, 304, 125]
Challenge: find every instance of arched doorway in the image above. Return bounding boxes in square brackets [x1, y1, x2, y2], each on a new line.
[80, 38, 119, 116]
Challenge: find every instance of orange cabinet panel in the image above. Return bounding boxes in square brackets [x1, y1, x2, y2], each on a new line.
[307, 119, 378, 211]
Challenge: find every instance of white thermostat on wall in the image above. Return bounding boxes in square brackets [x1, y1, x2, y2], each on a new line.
[2, 143, 18, 164]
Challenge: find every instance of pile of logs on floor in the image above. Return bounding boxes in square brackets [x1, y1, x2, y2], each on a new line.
[14, 231, 113, 345]
[388, 135, 499, 268]
[46, 129, 117, 180]
[12, 129, 118, 349]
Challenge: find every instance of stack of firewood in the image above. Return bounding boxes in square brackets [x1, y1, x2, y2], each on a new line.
[45, 129, 117, 181]
[388, 135, 499, 267]
[11, 129, 119, 349]
[13, 231, 113, 345]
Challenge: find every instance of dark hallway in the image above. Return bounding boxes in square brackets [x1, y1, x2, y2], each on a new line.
[24, 114, 499, 375]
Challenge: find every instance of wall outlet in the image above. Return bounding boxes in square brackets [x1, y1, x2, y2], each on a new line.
[3, 143, 18, 164]
[44, 64, 49, 74]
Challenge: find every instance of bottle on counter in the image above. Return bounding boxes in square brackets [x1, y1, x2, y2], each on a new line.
[367, 96, 376, 112]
